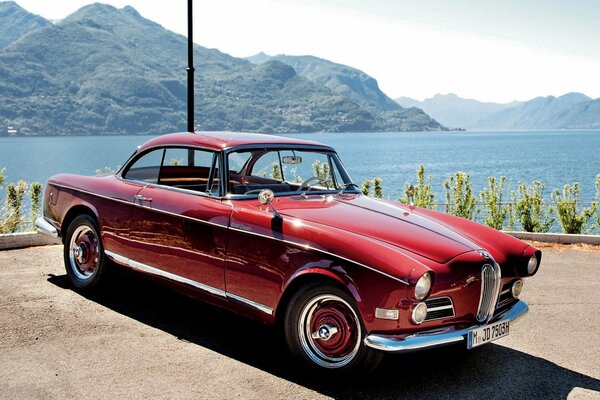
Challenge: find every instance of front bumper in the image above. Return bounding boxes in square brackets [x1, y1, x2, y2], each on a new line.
[364, 300, 528, 353]
[35, 217, 60, 238]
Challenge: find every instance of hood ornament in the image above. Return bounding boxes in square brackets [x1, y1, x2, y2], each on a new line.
[408, 185, 416, 211]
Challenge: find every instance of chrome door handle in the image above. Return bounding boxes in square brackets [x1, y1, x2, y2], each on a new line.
[135, 194, 153, 202]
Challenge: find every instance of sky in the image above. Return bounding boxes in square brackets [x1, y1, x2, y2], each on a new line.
[15, 0, 600, 103]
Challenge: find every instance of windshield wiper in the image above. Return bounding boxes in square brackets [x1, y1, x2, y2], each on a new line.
[338, 182, 360, 195]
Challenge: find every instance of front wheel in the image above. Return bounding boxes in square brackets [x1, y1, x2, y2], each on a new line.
[63, 214, 109, 290]
[284, 284, 383, 373]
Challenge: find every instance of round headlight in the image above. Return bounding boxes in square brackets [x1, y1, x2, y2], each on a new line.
[412, 302, 428, 324]
[511, 280, 523, 298]
[414, 272, 432, 301]
[527, 254, 539, 275]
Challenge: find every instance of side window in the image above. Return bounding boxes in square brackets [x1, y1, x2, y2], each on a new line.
[250, 151, 282, 180]
[159, 147, 219, 194]
[123, 148, 164, 184]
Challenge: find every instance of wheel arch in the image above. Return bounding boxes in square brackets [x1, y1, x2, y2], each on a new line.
[274, 268, 361, 324]
[61, 204, 99, 243]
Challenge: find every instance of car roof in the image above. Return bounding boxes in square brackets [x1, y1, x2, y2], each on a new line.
[137, 131, 332, 152]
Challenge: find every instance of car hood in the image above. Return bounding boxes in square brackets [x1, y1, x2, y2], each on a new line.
[274, 194, 480, 264]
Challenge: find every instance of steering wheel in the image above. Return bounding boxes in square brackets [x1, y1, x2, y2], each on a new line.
[297, 176, 330, 191]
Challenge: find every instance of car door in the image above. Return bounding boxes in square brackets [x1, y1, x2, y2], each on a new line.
[126, 147, 232, 295]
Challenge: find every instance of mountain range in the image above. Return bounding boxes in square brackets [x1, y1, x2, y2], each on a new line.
[0, 1, 444, 136]
[396, 93, 600, 130]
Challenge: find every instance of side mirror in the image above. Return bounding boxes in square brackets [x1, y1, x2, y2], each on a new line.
[258, 189, 275, 206]
[258, 189, 282, 219]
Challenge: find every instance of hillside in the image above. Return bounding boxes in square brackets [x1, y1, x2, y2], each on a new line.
[397, 92, 600, 130]
[476, 93, 597, 130]
[0, 3, 444, 135]
[248, 53, 443, 132]
[0, 1, 50, 49]
[396, 94, 520, 129]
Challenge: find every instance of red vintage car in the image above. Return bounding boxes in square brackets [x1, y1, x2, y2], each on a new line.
[36, 131, 541, 372]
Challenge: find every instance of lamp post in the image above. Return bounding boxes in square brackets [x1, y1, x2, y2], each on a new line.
[187, 0, 195, 133]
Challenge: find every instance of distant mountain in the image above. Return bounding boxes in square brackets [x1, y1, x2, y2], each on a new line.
[0, 1, 50, 49]
[247, 53, 445, 132]
[397, 92, 600, 130]
[476, 93, 596, 130]
[395, 93, 520, 129]
[0, 4, 444, 136]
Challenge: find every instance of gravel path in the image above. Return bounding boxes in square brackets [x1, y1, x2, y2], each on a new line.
[0, 245, 599, 399]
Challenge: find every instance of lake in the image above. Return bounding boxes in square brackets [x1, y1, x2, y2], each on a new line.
[1, 130, 599, 203]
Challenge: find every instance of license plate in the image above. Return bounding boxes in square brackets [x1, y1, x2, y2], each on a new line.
[467, 320, 510, 349]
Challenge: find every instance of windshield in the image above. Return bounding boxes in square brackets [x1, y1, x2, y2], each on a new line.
[227, 148, 355, 196]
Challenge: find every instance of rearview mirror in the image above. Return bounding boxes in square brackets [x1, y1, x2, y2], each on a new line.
[282, 156, 302, 164]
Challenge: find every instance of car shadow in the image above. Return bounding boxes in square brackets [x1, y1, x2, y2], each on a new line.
[47, 271, 600, 399]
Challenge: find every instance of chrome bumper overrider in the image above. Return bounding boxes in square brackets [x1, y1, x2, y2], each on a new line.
[364, 300, 529, 353]
[35, 217, 59, 238]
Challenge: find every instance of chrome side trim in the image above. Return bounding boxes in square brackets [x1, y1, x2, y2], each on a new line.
[227, 226, 409, 285]
[364, 300, 529, 353]
[35, 217, 59, 238]
[227, 293, 274, 315]
[105, 250, 226, 297]
[104, 250, 274, 315]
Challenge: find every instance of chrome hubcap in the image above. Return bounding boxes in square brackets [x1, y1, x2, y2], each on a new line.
[298, 294, 361, 369]
[312, 324, 339, 341]
[68, 225, 99, 281]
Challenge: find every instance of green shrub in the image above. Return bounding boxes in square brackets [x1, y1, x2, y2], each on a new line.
[399, 165, 436, 208]
[30, 182, 42, 227]
[361, 177, 383, 198]
[0, 168, 5, 188]
[444, 171, 476, 219]
[373, 178, 383, 199]
[513, 181, 554, 232]
[361, 179, 371, 196]
[2, 180, 27, 233]
[595, 174, 600, 231]
[552, 182, 597, 234]
[312, 160, 333, 188]
[480, 176, 510, 230]
[271, 162, 282, 180]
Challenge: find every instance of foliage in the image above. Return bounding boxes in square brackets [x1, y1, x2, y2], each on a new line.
[513, 181, 555, 233]
[373, 178, 383, 199]
[0, 169, 42, 233]
[312, 160, 333, 188]
[361, 179, 371, 196]
[596, 174, 600, 231]
[95, 166, 115, 176]
[361, 178, 383, 199]
[444, 172, 477, 219]
[29, 182, 42, 228]
[271, 162, 282, 180]
[479, 176, 510, 230]
[399, 165, 436, 208]
[1, 180, 26, 233]
[552, 183, 597, 234]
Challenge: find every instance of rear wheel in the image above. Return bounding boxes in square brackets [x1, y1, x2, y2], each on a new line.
[63, 214, 109, 290]
[284, 284, 382, 373]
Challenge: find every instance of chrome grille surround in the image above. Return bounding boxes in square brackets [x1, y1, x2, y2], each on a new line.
[476, 262, 502, 322]
[424, 297, 455, 322]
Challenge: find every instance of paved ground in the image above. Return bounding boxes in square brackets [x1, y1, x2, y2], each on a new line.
[0, 244, 599, 400]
